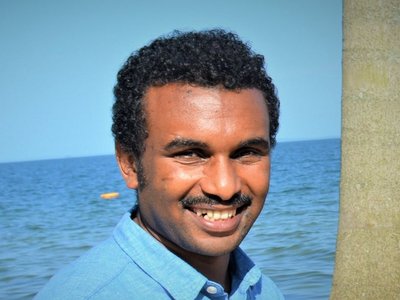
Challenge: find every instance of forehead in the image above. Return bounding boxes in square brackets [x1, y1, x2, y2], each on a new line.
[144, 83, 269, 142]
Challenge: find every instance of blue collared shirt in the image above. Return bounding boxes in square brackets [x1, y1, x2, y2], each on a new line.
[35, 212, 284, 299]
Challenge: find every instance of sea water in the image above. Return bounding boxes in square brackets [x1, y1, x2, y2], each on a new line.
[0, 139, 340, 299]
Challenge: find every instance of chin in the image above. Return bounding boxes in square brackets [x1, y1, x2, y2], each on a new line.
[183, 237, 243, 257]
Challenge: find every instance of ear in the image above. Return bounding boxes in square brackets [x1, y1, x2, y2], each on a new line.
[115, 143, 139, 189]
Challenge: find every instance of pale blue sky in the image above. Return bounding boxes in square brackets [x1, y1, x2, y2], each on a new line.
[0, 0, 342, 163]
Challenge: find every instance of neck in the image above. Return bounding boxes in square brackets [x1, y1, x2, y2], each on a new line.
[177, 250, 232, 293]
[133, 211, 232, 292]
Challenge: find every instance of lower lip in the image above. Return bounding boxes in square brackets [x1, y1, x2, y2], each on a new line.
[187, 209, 245, 235]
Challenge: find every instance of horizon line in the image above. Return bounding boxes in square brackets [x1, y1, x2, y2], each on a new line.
[0, 136, 340, 164]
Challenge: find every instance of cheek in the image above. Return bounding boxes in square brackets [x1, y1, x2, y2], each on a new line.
[158, 165, 203, 195]
[243, 172, 270, 201]
[162, 167, 200, 182]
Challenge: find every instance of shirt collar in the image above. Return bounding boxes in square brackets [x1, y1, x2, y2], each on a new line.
[112, 211, 262, 299]
[230, 247, 262, 294]
[113, 212, 206, 299]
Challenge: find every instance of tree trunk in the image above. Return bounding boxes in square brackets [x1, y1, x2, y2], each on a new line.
[331, 1, 400, 299]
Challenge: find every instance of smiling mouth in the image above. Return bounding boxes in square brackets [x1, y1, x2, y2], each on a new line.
[186, 205, 248, 221]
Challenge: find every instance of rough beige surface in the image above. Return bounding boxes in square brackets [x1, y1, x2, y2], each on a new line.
[331, 0, 400, 299]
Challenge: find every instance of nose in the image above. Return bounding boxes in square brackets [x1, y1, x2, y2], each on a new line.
[200, 156, 241, 201]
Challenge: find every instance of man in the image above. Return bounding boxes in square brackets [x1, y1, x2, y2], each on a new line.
[36, 29, 283, 299]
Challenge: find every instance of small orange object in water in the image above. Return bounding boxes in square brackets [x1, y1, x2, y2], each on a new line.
[100, 192, 120, 199]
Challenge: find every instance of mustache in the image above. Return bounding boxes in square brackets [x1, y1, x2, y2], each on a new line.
[180, 193, 252, 208]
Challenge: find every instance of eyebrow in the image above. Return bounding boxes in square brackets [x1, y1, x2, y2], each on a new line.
[237, 137, 271, 153]
[164, 137, 270, 152]
[164, 138, 209, 151]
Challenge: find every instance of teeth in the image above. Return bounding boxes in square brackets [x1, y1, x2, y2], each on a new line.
[204, 214, 212, 221]
[192, 208, 237, 221]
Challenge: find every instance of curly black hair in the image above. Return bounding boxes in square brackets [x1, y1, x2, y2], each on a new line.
[112, 29, 279, 163]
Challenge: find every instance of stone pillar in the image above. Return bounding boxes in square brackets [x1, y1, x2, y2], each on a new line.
[331, 0, 400, 299]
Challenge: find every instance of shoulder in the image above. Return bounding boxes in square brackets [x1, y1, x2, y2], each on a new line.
[34, 238, 132, 300]
[35, 236, 177, 300]
[245, 274, 284, 299]
[231, 248, 284, 299]
[258, 274, 285, 300]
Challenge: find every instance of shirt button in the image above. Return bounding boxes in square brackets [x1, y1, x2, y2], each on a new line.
[206, 286, 218, 294]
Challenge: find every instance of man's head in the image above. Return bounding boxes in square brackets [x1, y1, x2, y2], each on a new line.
[112, 29, 279, 257]
[112, 29, 279, 183]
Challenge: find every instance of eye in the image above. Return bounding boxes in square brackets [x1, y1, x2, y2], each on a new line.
[172, 149, 208, 164]
[231, 148, 265, 163]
